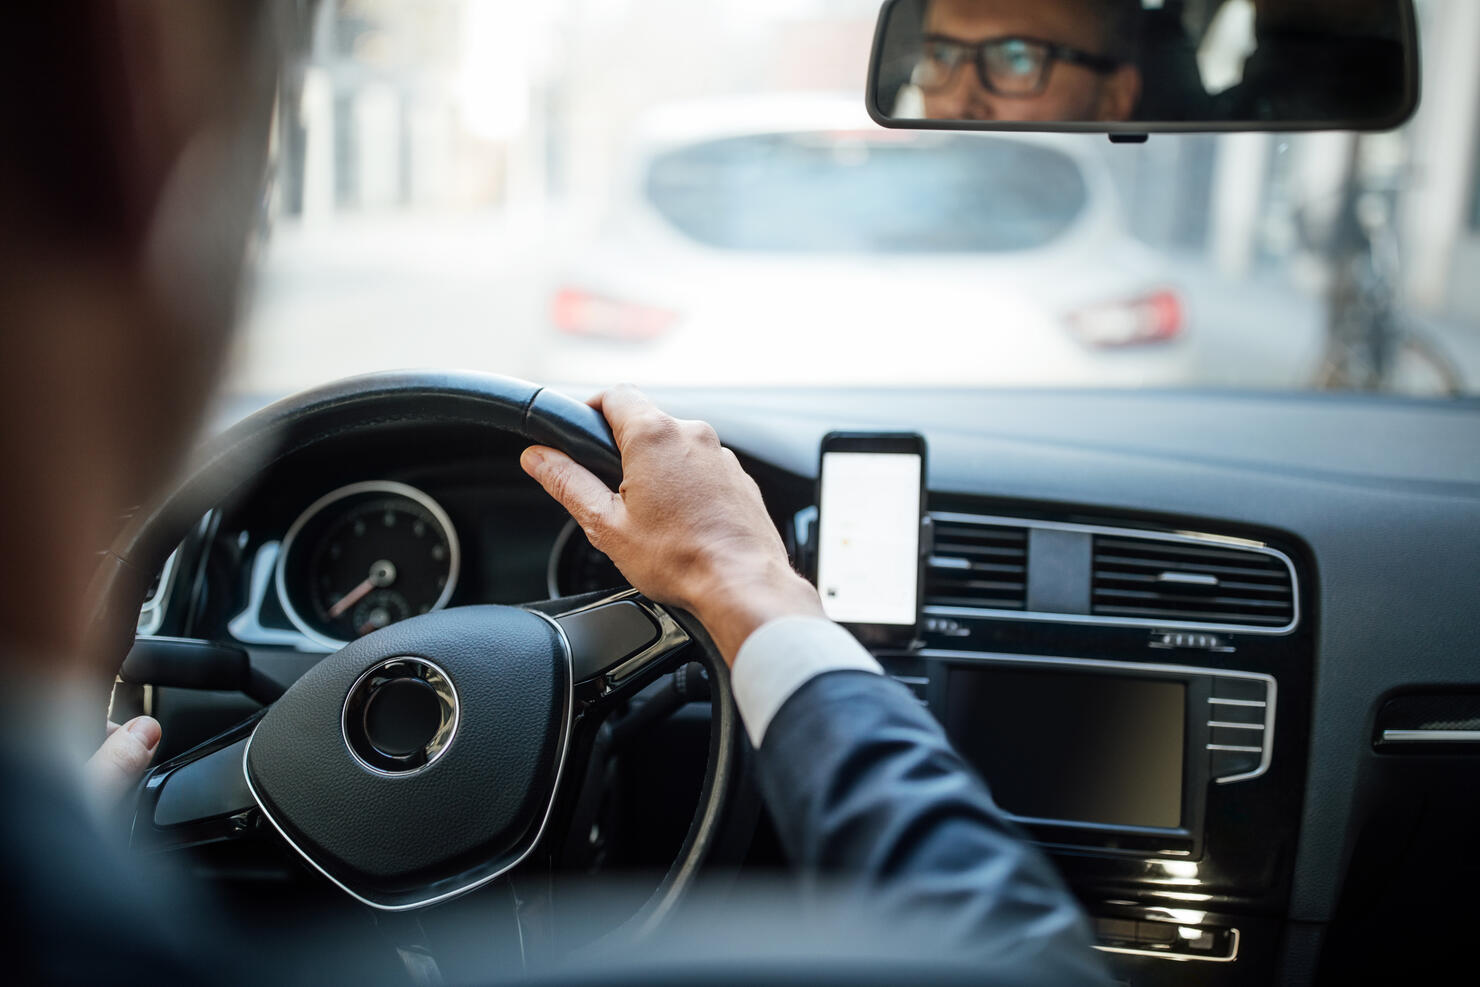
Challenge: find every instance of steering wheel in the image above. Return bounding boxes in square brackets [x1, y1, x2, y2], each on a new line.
[94, 372, 748, 940]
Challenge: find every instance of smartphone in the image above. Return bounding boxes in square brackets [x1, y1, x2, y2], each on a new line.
[815, 432, 928, 647]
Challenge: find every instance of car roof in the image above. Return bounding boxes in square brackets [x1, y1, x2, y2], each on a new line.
[630, 93, 1106, 165]
[610, 94, 1120, 245]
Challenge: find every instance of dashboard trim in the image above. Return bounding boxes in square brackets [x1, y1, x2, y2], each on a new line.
[925, 511, 1300, 636]
[228, 541, 330, 650]
[1095, 927, 1240, 964]
[136, 547, 179, 637]
[1380, 729, 1480, 743]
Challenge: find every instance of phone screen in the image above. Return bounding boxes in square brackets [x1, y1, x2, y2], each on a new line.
[816, 449, 923, 626]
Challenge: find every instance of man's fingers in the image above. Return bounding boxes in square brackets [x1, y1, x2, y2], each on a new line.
[85, 715, 161, 803]
[521, 445, 620, 534]
[590, 383, 667, 451]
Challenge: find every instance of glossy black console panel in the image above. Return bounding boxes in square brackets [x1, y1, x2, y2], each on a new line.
[928, 656, 1278, 861]
[897, 604, 1313, 912]
[807, 499, 1317, 984]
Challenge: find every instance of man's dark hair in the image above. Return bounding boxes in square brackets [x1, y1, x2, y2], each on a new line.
[919, 0, 1144, 61]
[1086, 0, 1145, 61]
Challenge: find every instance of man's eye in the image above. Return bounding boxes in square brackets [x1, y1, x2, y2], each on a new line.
[925, 43, 962, 66]
[994, 40, 1041, 77]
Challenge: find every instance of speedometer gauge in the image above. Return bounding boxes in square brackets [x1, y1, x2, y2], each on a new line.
[277, 481, 460, 648]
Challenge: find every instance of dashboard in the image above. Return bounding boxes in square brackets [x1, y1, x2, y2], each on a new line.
[135, 386, 1480, 987]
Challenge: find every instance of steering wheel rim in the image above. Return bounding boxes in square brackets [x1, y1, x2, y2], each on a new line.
[98, 371, 750, 936]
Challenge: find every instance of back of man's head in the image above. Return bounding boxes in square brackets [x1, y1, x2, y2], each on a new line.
[0, 1, 286, 665]
[1097, 0, 1144, 60]
[1065, 0, 1143, 60]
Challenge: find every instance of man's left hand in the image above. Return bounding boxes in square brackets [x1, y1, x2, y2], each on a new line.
[85, 716, 162, 805]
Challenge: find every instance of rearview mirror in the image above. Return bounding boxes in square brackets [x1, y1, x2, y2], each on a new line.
[866, 0, 1419, 134]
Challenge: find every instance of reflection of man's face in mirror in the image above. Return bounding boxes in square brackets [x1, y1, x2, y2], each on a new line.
[918, 0, 1142, 122]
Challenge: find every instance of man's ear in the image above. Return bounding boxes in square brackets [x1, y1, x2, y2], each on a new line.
[42, 1, 262, 256]
[1099, 65, 1143, 122]
[107, 0, 250, 253]
[0, 5, 172, 251]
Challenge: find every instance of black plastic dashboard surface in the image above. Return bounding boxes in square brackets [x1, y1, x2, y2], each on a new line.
[209, 385, 1480, 930]
[630, 386, 1480, 929]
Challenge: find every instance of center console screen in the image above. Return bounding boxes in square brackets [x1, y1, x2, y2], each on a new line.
[945, 666, 1186, 831]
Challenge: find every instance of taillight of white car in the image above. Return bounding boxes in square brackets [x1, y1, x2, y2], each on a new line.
[552, 287, 677, 341]
[1064, 290, 1183, 347]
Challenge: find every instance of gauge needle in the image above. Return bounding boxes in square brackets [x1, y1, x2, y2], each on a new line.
[328, 578, 375, 619]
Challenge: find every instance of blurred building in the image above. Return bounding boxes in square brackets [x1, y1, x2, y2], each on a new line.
[274, 0, 878, 220]
[1405, 0, 1480, 322]
[1185, 0, 1480, 329]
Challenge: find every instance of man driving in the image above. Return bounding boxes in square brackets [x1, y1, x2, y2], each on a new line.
[913, 0, 1143, 122]
[0, 2, 1107, 983]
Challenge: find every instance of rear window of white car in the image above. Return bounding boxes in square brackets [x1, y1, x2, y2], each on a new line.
[644, 133, 1089, 253]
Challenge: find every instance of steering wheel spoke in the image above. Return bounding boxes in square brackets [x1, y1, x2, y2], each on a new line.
[525, 588, 693, 709]
[131, 711, 267, 852]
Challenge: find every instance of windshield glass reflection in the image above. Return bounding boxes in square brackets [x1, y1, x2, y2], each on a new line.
[228, 0, 1477, 399]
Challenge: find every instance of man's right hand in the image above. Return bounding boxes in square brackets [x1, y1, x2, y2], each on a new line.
[520, 384, 823, 664]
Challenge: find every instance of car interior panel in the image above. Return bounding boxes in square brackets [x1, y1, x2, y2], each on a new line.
[118, 377, 1480, 985]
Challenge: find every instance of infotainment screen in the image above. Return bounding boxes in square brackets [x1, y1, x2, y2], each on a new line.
[945, 667, 1186, 831]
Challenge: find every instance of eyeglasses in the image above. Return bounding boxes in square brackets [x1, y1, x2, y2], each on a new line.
[913, 34, 1122, 98]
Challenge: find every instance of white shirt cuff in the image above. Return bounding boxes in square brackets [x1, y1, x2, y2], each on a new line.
[730, 615, 883, 748]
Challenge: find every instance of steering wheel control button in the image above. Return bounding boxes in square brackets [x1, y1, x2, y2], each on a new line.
[343, 658, 459, 774]
[153, 738, 255, 827]
[558, 600, 660, 681]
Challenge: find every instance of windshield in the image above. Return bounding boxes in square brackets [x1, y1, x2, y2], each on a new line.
[230, 0, 1479, 397]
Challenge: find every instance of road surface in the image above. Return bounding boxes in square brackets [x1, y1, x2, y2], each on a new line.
[227, 213, 1478, 398]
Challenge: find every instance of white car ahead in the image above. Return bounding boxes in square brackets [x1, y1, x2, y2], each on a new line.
[542, 96, 1318, 389]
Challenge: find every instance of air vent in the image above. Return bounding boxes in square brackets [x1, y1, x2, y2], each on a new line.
[925, 518, 1027, 610]
[1091, 536, 1294, 630]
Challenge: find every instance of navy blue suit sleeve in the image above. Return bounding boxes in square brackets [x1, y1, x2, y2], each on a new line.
[754, 669, 1111, 984]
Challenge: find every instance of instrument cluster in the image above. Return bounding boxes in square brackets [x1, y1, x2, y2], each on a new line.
[275, 481, 461, 649]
